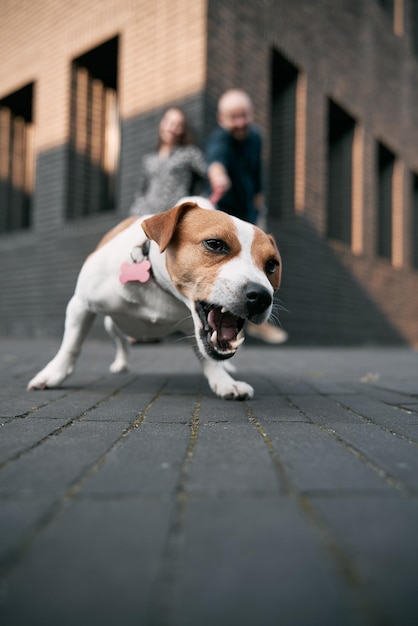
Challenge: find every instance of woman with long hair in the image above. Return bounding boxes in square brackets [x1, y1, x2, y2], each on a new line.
[130, 107, 207, 216]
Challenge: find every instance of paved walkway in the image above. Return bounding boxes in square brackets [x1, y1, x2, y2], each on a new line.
[0, 336, 418, 626]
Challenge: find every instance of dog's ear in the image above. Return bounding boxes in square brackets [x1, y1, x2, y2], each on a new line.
[142, 202, 199, 252]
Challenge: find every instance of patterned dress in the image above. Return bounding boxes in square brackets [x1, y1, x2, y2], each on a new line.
[130, 145, 207, 216]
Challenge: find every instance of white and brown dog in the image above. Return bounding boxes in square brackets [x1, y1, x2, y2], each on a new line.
[27, 199, 281, 400]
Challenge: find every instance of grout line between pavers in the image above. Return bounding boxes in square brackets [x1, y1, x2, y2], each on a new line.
[0, 373, 110, 422]
[304, 378, 418, 447]
[245, 407, 291, 493]
[64, 391, 166, 501]
[0, 384, 166, 582]
[332, 396, 418, 448]
[145, 396, 201, 625]
[244, 402, 389, 626]
[0, 375, 139, 471]
[318, 426, 415, 498]
[285, 395, 417, 499]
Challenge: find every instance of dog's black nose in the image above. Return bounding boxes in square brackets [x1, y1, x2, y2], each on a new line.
[245, 282, 272, 317]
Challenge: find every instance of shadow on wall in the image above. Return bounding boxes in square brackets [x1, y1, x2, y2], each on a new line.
[271, 215, 407, 346]
[0, 177, 31, 232]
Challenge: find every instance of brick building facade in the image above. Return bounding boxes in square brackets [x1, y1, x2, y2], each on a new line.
[1, 0, 418, 345]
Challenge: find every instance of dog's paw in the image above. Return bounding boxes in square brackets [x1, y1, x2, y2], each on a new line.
[215, 380, 254, 401]
[27, 367, 69, 391]
[203, 361, 254, 401]
[109, 360, 129, 374]
[27, 357, 74, 390]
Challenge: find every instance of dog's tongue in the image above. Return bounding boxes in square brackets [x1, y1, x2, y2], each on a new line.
[208, 309, 237, 342]
[218, 315, 238, 341]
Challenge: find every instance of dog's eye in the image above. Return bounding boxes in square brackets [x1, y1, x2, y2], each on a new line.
[265, 259, 279, 274]
[203, 239, 230, 254]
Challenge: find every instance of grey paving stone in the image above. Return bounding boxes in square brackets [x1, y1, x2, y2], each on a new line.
[74, 370, 169, 398]
[25, 389, 115, 420]
[399, 402, 418, 412]
[198, 395, 248, 423]
[188, 423, 280, 494]
[81, 423, 190, 495]
[166, 496, 368, 626]
[346, 384, 418, 406]
[163, 373, 207, 395]
[0, 389, 67, 419]
[249, 394, 310, 422]
[145, 394, 199, 423]
[268, 376, 315, 395]
[334, 394, 418, 441]
[0, 497, 174, 626]
[313, 495, 418, 626]
[378, 380, 418, 395]
[305, 378, 356, 394]
[123, 371, 170, 394]
[1, 339, 417, 626]
[265, 422, 386, 493]
[82, 389, 155, 422]
[235, 371, 283, 395]
[0, 421, 125, 495]
[289, 392, 365, 425]
[326, 422, 418, 492]
[0, 418, 71, 464]
[0, 496, 55, 561]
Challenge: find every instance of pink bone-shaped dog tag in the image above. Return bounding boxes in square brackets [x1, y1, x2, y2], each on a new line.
[119, 259, 151, 284]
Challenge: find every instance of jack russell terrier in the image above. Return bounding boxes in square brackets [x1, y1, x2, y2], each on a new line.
[27, 199, 282, 400]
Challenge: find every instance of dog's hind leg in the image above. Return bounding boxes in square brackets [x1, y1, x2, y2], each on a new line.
[27, 295, 96, 390]
[104, 316, 130, 373]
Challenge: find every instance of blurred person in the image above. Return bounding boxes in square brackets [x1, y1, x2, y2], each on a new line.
[128, 107, 206, 344]
[130, 106, 207, 216]
[206, 88, 288, 344]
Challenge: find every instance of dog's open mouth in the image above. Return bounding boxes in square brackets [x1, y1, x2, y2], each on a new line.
[196, 301, 246, 360]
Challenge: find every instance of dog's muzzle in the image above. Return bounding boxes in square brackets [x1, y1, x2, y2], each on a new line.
[196, 283, 272, 361]
[197, 302, 245, 360]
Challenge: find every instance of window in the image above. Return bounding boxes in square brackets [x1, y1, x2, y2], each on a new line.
[412, 0, 418, 56]
[377, 0, 394, 22]
[326, 100, 355, 245]
[376, 0, 404, 36]
[377, 142, 395, 260]
[269, 50, 298, 219]
[0, 83, 34, 232]
[67, 37, 120, 219]
[412, 174, 418, 270]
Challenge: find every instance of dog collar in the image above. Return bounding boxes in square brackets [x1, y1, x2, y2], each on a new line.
[119, 240, 152, 284]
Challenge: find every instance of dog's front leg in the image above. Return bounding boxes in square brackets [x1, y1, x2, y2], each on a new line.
[27, 295, 96, 390]
[202, 359, 254, 401]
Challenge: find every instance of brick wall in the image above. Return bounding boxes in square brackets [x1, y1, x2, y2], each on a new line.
[205, 0, 418, 345]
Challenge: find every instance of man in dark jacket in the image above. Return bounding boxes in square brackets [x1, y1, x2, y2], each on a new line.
[206, 89, 288, 344]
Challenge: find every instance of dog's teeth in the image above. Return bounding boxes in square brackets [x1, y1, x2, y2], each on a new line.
[221, 307, 227, 314]
[230, 329, 246, 350]
[231, 335, 245, 350]
[210, 330, 218, 346]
